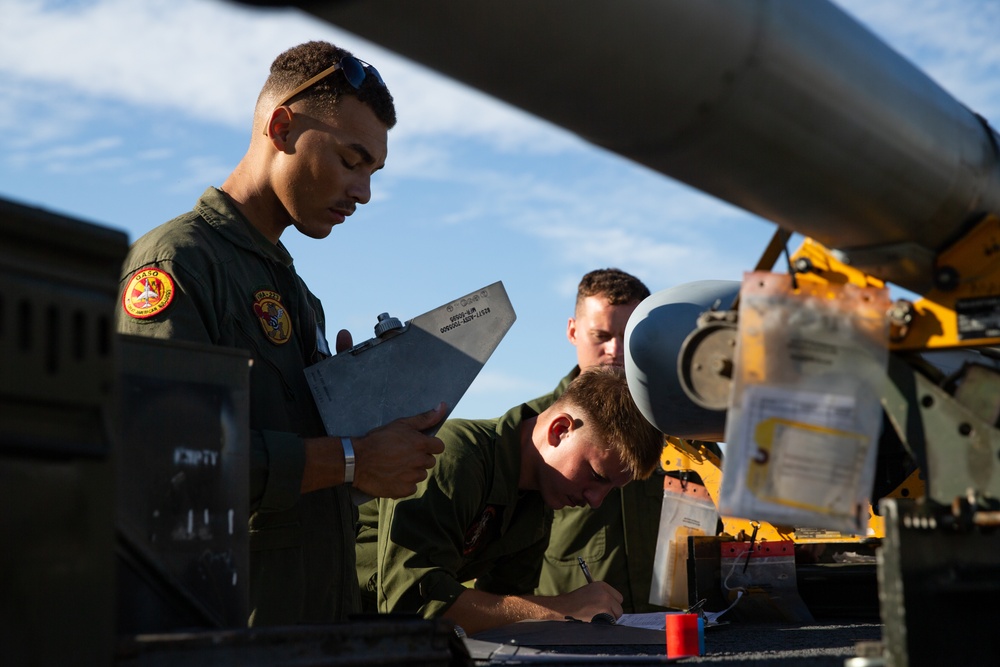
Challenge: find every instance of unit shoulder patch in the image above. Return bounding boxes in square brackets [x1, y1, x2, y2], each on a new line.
[463, 504, 501, 556]
[123, 267, 175, 319]
[253, 289, 292, 345]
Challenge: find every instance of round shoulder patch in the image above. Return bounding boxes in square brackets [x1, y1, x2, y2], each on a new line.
[123, 267, 176, 319]
[253, 289, 292, 345]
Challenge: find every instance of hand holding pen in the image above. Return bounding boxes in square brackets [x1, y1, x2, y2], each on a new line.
[577, 557, 617, 624]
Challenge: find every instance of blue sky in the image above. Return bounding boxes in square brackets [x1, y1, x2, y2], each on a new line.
[2, 0, 998, 420]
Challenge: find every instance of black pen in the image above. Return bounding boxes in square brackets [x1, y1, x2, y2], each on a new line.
[577, 556, 594, 584]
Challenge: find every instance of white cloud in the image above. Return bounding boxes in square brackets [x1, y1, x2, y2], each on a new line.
[167, 154, 236, 194]
[8, 135, 122, 174]
[835, 0, 1000, 120]
[137, 148, 174, 161]
[0, 81, 96, 145]
[0, 0, 575, 154]
[0, 0, 291, 125]
[37, 136, 122, 161]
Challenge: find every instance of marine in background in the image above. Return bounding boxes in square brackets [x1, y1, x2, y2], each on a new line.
[530, 268, 671, 613]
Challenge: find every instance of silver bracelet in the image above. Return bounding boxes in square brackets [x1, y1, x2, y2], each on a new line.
[341, 436, 355, 485]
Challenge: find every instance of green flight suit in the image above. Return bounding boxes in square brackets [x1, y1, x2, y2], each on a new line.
[529, 368, 670, 613]
[116, 187, 360, 625]
[356, 405, 552, 618]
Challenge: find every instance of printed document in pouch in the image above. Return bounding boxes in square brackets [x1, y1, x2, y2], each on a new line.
[741, 387, 869, 520]
[305, 281, 515, 442]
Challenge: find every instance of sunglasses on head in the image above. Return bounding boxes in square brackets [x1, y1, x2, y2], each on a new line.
[273, 56, 384, 109]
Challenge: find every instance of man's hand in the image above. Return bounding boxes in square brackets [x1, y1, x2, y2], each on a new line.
[443, 583, 624, 636]
[335, 328, 353, 353]
[352, 403, 447, 498]
[301, 328, 447, 497]
[328, 329, 445, 498]
[301, 402, 446, 496]
[544, 581, 624, 622]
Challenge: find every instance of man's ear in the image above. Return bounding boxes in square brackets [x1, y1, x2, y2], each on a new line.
[566, 317, 578, 346]
[264, 106, 294, 149]
[546, 413, 574, 447]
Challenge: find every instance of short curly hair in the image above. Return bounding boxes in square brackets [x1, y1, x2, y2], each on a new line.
[258, 41, 396, 129]
[575, 268, 650, 314]
[555, 365, 663, 480]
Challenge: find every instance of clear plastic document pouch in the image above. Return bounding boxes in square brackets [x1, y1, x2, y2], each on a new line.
[718, 271, 889, 534]
[649, 475, 718, 608]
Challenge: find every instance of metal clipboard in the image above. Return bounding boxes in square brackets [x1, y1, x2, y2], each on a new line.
[305, 281, 516, 438]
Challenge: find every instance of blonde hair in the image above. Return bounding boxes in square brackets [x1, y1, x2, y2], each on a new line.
[555, 365, 662, 479]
